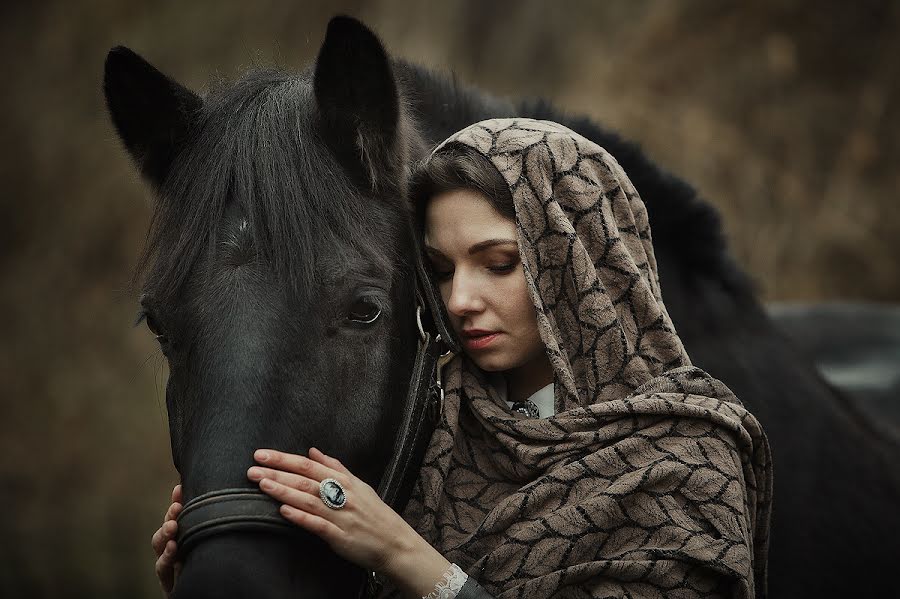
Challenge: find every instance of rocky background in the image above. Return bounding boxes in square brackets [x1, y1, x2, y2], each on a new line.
[1, 1, 897, 596]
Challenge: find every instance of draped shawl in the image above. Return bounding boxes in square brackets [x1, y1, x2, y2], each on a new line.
[387, 119, 772, 599]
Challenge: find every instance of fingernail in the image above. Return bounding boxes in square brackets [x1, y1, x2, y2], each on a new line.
[247, 467, 261, 480]
[255, 450, 270, 462]
[260, 479, 274, 491]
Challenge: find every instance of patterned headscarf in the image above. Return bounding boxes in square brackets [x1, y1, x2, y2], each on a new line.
[388, 119, 772, 598]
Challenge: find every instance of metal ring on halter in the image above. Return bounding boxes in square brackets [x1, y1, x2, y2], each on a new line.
[416, 304, 427, 343]
[319, 478, 347, 510]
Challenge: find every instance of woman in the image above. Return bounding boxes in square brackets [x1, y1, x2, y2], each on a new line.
[152, 119, 772, 598]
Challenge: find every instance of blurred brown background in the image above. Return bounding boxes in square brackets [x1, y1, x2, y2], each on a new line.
[1, 0, 897, 596]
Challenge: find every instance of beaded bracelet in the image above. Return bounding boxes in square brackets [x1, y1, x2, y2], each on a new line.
[422, 563, 468, 599]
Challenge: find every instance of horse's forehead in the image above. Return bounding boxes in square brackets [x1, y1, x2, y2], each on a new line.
[215, 201, 254, 266]
[209, 198, 393, 289]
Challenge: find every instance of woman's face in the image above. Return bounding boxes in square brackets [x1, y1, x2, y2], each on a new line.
[423, 188, 546, 373]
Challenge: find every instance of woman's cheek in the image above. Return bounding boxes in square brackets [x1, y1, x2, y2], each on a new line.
[505, 269, 534, 319]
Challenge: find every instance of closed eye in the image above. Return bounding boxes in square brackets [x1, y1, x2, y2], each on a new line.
[431, 262, 517, 281]
[426, 257, 453, 281]
[431, 268, 454, 281]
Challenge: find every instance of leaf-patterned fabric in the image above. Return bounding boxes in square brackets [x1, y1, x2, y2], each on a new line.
[389, 119, 772, 598]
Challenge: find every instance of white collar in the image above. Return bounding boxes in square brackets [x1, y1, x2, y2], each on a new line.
[488, 373, 556, 418]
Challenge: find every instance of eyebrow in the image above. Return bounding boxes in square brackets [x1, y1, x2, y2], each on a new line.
[425, 238, 518, 258]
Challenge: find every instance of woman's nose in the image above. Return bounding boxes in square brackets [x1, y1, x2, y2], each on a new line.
[446, 272, 483, 316]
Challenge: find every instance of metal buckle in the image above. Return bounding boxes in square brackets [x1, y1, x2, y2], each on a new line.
[418, 302, 455, 418]
[416, 304, 427, 343]
[433, 347, 454, 418]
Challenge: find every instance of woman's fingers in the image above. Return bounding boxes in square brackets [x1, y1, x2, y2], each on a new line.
[151, 519, 178, 557]
[258, 478, 331, 519]
[155, 486, 183, 553]
[254, 449, 345, 484]
[152, 499, 181, 555]
[152, 484, 184, 593]
[164, 501, 182, 523]
[280, 504, 344, 544]
[156, 539, 178, 593]
[247, 466, 317, 492]
[151, 525, 165, 557]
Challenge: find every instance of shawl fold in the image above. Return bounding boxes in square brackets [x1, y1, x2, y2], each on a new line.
[386, 119, 772, 599]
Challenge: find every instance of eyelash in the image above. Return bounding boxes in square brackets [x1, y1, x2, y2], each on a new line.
[432, 263, 516, 281]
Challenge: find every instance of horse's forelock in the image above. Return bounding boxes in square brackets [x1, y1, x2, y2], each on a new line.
[135, 69, 413, 303]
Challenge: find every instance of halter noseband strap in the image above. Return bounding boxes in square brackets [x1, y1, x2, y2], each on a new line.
[176, 488, 298, 553]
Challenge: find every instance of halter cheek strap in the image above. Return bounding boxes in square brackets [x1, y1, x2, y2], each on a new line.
[376, 223, 460, 508]
[376, 300, 454, 509]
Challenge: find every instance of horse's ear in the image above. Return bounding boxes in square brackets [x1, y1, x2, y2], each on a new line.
[313, 16, 401, 190]
[104, 46, 202, 188]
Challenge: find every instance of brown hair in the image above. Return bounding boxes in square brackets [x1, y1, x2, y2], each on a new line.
[408, 143, 515, 230]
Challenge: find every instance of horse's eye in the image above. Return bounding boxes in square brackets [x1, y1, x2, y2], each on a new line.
[347, 297, 382, 324]
[144, 314, 169, 345]
[144, 313, 161, 336]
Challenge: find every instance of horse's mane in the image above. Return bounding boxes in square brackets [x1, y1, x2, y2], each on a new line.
[135, 69, 408, 301]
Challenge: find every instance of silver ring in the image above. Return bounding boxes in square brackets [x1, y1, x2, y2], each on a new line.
[319, 478, 347, 510]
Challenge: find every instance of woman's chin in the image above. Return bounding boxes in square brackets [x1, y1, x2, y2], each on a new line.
[469, 353, 515, 373]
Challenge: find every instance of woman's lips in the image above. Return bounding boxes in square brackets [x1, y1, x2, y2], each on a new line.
[463, 331, 501, 350]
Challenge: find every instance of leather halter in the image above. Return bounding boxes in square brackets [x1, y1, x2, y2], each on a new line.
[175, 228, 459, 585]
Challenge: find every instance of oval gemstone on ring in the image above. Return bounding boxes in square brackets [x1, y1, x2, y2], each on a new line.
[319, 478, 346, 509]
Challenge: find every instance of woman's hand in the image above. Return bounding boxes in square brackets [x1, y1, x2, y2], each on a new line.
[248, 448, 452, 596]
[150, 484, 183, 597]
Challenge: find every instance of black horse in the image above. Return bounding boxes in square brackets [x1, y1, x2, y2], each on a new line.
[104, 16, 899, 599]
